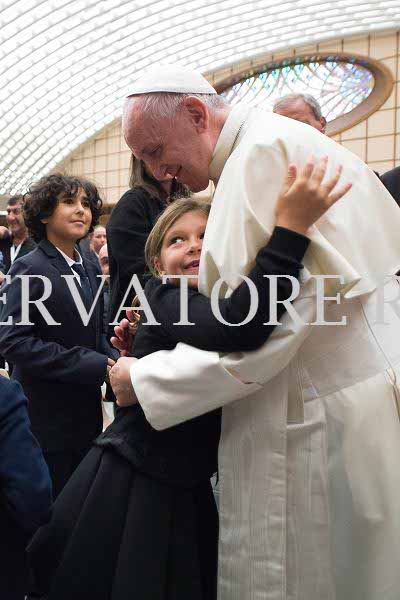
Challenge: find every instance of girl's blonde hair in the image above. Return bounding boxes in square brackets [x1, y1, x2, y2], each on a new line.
[145, 197, 211, 277]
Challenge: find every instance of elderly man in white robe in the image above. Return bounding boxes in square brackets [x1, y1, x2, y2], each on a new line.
[110, 64, 400, 600]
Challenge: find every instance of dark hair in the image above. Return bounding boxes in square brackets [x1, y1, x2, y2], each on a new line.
[24, 173, 103, 242]
[7, 195, 24, 207]
[129, 155, 191, 202]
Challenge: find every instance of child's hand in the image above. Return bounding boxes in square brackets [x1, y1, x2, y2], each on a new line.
[275, 156, 352, 235]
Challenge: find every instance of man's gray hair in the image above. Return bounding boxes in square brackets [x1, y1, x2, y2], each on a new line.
[273, 93, 324, 120]
[126, 92, 227, 122]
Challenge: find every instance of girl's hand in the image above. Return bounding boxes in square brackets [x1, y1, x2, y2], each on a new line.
[110, 309, 138, 356]
[275, 156, 352, 235]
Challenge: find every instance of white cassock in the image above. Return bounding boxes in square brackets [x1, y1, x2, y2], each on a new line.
[131, 104, 400, 600]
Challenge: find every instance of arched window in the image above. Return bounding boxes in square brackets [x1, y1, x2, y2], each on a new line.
[215, 54, 393, 135]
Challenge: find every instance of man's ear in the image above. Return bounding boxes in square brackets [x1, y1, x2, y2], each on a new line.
[182, 96, 209, 133]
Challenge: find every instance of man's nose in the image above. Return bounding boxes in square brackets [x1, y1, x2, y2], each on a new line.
[152, 163, 169, 180]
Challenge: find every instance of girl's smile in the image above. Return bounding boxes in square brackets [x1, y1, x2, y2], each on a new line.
[155, 210, 207, 288]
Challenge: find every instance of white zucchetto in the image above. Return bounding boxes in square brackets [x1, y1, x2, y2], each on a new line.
[127, 64, 217, 96]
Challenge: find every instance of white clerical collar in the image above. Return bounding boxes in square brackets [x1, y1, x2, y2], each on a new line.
[56, 246, 83, 268]
[209, 104, 252, 184]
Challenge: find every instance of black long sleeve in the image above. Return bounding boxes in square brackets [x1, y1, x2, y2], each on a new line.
[135, 226, 309, 356]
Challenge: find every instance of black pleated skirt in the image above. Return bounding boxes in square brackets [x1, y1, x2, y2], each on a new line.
[27, 445, 219, 600]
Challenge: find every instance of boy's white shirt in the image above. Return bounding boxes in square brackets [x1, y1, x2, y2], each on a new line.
[55, 246, 83, 285]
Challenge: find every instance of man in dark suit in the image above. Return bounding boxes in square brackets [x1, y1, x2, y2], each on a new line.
[0, 375, 52, 600]
[381, 166, 400, 207]
[0, 195, 36, 369]
[0, 195, 36, 278]
[0, 174, 116, 497]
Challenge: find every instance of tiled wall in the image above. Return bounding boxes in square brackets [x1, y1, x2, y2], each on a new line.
[330, 31, 399, 174]
[60, 29, 400, 206]
[61, 121, 131, 206]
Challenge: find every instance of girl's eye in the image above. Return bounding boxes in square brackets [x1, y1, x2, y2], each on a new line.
[82, 200, 90, 208]
[169, 236, 184, 245]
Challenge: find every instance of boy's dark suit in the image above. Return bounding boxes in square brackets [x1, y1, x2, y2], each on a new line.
[0, 240, 110, 497]
[0, 376, 52, 600]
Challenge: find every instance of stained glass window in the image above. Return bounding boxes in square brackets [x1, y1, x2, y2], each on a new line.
[220, 57, 375, 121]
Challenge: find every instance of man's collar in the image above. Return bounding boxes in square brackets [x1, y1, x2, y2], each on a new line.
[209, 104, 252, 183]
[11, 233, 28, 247]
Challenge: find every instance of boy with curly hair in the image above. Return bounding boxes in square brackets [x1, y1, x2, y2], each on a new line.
[0, 174, 115, 497]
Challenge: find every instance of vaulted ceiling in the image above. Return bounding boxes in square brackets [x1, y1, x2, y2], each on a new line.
[0, 0, 399, 194]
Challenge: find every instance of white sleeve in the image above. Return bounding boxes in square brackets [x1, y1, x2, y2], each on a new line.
[131, 294, 317, 430]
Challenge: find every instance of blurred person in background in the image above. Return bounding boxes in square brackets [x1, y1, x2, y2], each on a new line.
[273, 93, 327, 133]
[106, 156, 190, 328]
[0, 195, 36, 370]
[98, 243, 110, 334]
[89, 224, 107, 257]
[0, 195, 36, 281]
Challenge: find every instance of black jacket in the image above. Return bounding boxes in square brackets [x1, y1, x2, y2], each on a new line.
[0, 376, 52, 600]
[0, 240, 110, 453]
[97, 226, 310, 488]
[106, 187, 167, 326]
[381, 166, 400, 207]
[0, 235, 36, 274]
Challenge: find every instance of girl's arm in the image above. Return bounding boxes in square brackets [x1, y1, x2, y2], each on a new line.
[146, 157, 350, 354]
[149, 225, 309, 353]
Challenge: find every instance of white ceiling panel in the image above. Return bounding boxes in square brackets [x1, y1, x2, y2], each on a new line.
[0, 0, 398, 193]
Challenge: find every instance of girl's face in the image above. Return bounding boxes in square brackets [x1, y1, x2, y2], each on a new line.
[155, 210, 208, 289]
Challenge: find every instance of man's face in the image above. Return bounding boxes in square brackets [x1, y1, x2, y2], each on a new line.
[91, 226, 106, 254]
[125, 98, 214, 193]
[98, 244, 109, 278]
[274, 99, 326, 133]
[6, 202, 26, 237]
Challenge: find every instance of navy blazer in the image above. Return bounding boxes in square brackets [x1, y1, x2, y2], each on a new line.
[0, 376, 52, 600]
[0, 240, 110, 453]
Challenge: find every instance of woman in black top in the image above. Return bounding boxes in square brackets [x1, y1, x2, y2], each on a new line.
[28, 160, 351, 600]
[106, 157, 189, 326]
